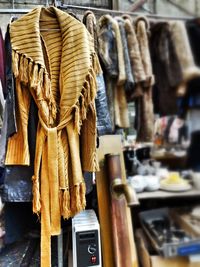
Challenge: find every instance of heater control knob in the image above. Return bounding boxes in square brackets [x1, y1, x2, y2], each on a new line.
[88, 244, 97, 254]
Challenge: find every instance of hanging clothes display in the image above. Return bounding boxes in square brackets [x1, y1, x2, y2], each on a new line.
[4, 6, 101, 267]
[150, 20, 200, 116]
[98, 14, 154, 141]
[83, 11, 112, 136]
[98, 14, 130, 129]
[1, 4, 200, 266]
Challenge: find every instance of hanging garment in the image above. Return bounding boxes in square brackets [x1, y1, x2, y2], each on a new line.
[169, 21, 200, 96]
[112, 16, 130, 128]
[98, 14, 119, 78]
[2, 97, 38, 202]
[178, 19, 200, 115]
[82, 11, 98, 52]
[5, 7, 101, 267]
[135, 16, 154, 88]
[186, 19, 200, 66]
[0, 28, 6, 97]
[116, 17, 135, 93]
[0, 23, 37, 203]
[150, 22, 181, 115]
[123, 16, 145, 98]
[0, 23, 17, 167]
[5, 23, 17, 137]
[135, 16, 154, 142]
[83, 11, 112, 135]
[0, 81, 4, 129]
[98, 15, 118, 131]
[98, 15, 129, 128]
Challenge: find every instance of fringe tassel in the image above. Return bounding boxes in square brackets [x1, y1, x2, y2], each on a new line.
[92, 52, 102, 75]
[19, 56, 24, 82]
[44, 73, 50, 100]
[62, 189, 71, 219]
[83, 80, 90, 103]
[80, 182, 86, 208]
[74, 104, 82, 134]
[70, 183, 86, 216]
[12, 50, 19, 77]
[90, 70, 97, 100]
[32, 175, 41, 214]
[43, 73, 57, 121]
[28, 61, 33, 80]
[23, 58, 29, 84]
[80, 93, 87, 120]
[30, 64, 39, 89]
[72, 59, 98, 133]
[59, 189, 63, 214]
[36, 67, 44, 97]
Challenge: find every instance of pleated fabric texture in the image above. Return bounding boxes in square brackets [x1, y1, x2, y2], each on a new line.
[5, 6, 101, 267]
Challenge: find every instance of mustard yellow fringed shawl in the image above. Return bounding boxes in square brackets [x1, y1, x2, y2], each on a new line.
[5, 7, 101, 267]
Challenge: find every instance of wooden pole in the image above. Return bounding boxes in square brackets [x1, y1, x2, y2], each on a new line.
[105, 153, 135, 267]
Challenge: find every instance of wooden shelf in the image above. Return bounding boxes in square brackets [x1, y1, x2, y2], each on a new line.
[137, 188, 200, 200]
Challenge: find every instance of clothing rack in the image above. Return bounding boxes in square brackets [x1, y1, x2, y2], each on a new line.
[0, 4, 193, 20]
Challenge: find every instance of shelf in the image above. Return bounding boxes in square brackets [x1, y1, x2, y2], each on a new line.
[137, 188, 200, 200]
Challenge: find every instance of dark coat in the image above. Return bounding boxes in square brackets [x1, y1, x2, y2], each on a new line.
[150, 22, 181, 115]
[0, 28, 6, 97]
[0, 25, 38, 202]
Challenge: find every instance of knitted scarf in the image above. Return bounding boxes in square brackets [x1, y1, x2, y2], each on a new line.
[6, 7, 101, 267]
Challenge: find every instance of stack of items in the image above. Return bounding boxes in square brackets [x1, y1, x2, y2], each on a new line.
[139, 208, 200, 258]
[160, 172, 192, 192]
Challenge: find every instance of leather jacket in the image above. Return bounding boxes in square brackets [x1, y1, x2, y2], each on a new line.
[96, 74, 112, 135]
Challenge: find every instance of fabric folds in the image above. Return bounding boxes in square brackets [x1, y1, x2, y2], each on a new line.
[6, 7, 101, 267]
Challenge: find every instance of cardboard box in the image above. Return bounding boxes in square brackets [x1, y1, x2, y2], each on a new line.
[136, 229, 200, 267]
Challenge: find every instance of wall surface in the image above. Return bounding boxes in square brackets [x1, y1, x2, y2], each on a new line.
[118, 0, 200, 17]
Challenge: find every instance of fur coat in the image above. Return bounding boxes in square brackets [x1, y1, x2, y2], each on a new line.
[169, 21, 200, 96]
[150, 20, 200, 115]
[150, 22, 181, 115]
[98, 15, 130, 128]
[134, 16, 154, 142]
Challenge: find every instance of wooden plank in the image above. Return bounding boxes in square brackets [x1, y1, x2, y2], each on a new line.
[151, 256, 200, 267]
[96, 135, 138, 267]
[137, 189, 200, 200]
